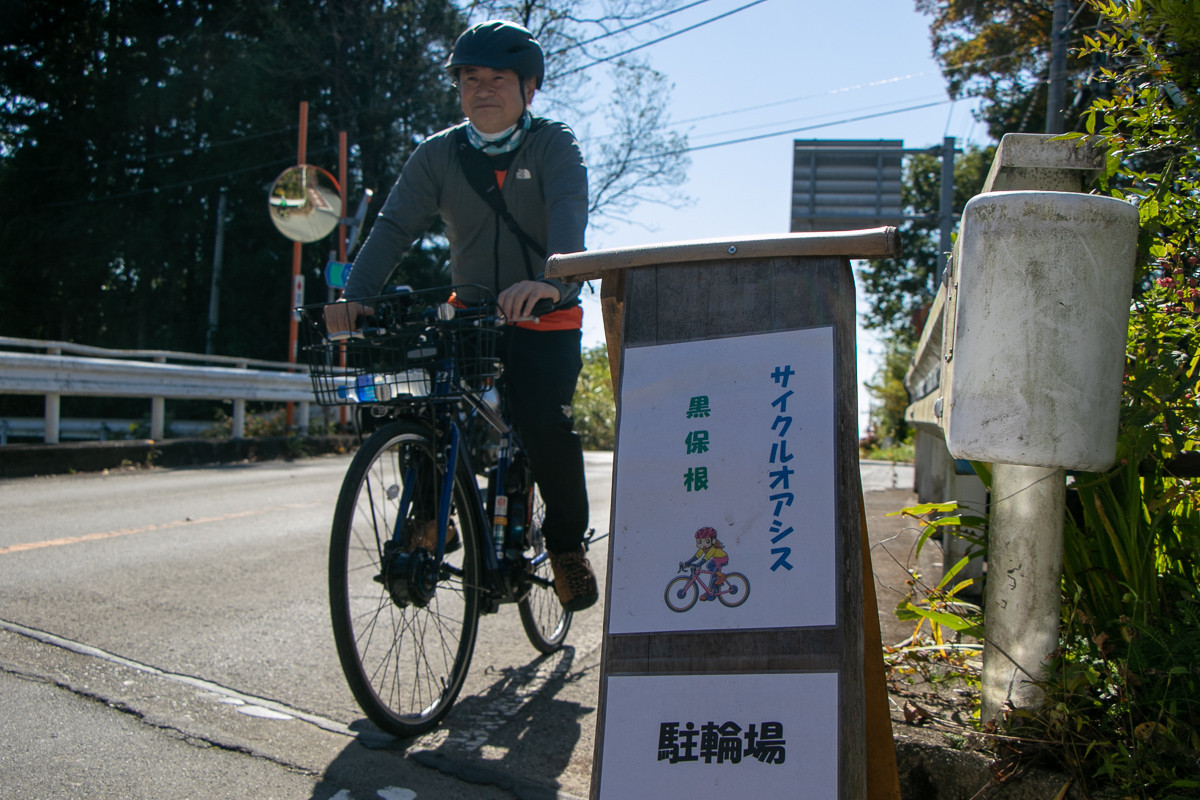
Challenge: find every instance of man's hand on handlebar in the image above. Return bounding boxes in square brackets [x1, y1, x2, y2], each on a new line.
[323, 300, 374, 340]
[498, 280, 559, 322]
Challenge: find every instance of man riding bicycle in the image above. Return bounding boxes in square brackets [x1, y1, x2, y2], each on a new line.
[324, 20, 598, 612]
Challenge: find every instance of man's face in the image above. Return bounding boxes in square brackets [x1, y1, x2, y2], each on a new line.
[458, 66, 534, 134]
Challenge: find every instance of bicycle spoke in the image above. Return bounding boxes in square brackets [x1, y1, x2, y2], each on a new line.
[329, 422, 480, 737]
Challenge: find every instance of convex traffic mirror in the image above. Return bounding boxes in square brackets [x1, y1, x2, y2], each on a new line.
[267, 164, 343, 243]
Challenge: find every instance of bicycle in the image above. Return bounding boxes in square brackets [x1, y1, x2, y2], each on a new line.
[298, 285, 575, 737]
[664, 563, 750, 613]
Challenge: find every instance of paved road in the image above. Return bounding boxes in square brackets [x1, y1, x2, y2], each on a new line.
[0, 454, 917, 799]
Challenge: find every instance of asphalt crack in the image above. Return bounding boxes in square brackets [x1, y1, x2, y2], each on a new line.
[0, 617, 353, 737]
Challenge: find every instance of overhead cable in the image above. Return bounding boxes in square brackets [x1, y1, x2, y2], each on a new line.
[555, 0, 772, 79]
[589, 99, 951, 169]
[547, 0, 717, 57]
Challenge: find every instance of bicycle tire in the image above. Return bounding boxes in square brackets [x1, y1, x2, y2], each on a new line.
[664, 576, 698, 612]
[328, 419, 481, 737]
[517, 484, 572, 653]
[717, 572, 751, 608]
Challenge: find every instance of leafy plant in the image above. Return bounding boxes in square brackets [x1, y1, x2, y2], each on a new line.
[890, 501, 988, 646]
[1007, 1, 1200, 795]
[1014, 592, 1200, 799]
[884, 500, 987, 718]
[572, 344, 615, 451]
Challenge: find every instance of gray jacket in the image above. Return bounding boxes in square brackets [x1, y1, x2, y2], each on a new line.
[345, 116, 587, 306]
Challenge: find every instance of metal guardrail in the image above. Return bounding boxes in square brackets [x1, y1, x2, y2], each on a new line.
[0, 337, 316, 443]
[0, 418, 212, 443]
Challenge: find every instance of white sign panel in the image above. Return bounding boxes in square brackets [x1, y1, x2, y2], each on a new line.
[598, 672, 839, 797]
[609, 328, 837, 634]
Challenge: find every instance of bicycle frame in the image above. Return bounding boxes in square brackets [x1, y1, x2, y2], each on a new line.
[680, 566, 730, 598]
[385, 381, 553, 606]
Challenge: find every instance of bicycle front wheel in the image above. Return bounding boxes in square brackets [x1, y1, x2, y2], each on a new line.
[517, 485, 572, 653]
[664, 576, 698, 612]
[328, 419, 481, 737]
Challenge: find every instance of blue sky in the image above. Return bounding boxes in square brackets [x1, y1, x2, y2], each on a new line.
[526, 0, 991, 436]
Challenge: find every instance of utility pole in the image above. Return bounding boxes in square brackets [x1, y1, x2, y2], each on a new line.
[1046, 0, 1069, 134]
[938, 137, 956, 286]
[206, 189, 227, 355]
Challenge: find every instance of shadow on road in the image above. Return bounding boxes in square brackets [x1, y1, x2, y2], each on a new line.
[306, 647, 594, 800]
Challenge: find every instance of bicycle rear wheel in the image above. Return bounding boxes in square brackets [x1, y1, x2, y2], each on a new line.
[717, 572, 751, 608]
[517, 485, 572, 653]
[329, 419, 481, 737]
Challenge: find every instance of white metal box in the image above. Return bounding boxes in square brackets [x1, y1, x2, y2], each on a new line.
[942, 191, 1138, 471]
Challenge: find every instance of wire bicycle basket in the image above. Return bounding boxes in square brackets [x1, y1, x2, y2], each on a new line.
[298, 286, 501, 406]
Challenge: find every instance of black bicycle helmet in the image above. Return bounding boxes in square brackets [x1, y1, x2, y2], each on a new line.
[446, 20, 545, 89]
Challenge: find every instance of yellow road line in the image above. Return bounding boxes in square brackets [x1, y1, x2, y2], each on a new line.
[0, 503, 322, 555]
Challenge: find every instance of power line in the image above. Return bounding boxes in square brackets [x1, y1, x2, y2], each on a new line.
[589, 99, 952, 169]
[555, 0, 772, 79]
[547, 0, 717, 58]
[664, 46, 1035, 131]
[682, 93, 952, 143]
[670, 77, 944, 131]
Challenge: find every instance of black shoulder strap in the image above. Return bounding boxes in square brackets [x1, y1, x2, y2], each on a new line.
[454, 127, 547, 266]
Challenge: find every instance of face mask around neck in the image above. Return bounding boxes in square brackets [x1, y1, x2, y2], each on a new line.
[471, 122, 517, 142]
[465, 110, 531, 155]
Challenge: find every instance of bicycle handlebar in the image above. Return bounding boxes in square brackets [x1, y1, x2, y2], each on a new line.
[319, 289, 557, 342]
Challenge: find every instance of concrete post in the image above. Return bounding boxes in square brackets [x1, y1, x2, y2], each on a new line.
[232, 399, 246, 439]
[44, 393, 61, 444]
[982, 464, 1065, 720]
[45, 346, 61, 444]
[150, 356, 167, 440]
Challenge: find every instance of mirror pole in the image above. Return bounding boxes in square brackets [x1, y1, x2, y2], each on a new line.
[338, 132, 348, 265]
[286, 101, 309, 432]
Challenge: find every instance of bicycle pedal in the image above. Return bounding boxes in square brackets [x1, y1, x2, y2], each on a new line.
[479, 596, 502, 615]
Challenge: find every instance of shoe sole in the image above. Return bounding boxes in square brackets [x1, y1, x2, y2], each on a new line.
[560, 593, 598, 612]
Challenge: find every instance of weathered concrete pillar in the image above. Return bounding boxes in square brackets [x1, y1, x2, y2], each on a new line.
[982, 464, 1065, 720]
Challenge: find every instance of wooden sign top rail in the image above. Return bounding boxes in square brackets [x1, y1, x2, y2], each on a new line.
[546, 226, 900, 282]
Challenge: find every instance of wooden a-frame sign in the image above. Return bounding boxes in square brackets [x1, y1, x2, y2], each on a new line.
[546, 228, 902, 800]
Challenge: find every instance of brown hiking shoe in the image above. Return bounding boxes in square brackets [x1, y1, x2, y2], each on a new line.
[549, 548, 599, 612]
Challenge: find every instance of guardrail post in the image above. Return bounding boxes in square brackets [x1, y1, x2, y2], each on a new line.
[297, 400, 310, 435]
[150, 356, 167, 440]
[45, 346, 62, 444]
[231, 400, 246, 438]
[982, 464, 1065, 717]
[232, 359, 248, 438]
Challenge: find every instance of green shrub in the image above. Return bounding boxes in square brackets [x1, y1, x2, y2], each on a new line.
[573, 345, 616, 451]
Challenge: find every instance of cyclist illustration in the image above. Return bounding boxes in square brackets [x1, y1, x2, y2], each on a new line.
[666, 526, 750, 612]
[682, 526, 728, 598]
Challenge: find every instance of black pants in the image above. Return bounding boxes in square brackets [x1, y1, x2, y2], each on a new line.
[497, 326, 588, 554]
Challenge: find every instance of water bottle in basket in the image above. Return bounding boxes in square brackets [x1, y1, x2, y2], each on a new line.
[334, 373, 394, 403]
